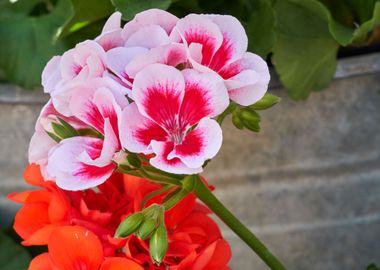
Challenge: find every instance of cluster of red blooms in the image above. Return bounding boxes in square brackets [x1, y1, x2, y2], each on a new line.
[8, 164, 231, 270]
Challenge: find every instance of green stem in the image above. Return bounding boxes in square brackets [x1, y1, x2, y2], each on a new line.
[192, 176, 287, 270]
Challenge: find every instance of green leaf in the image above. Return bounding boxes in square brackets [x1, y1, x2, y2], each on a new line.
[346, 0, 378, 23]
[250, 93, 281, 110]
[366, 263, 380, 270]
[351, 2, 380, 45]
[273, 0, 339, 100]
[245, 0, 275, 58]
[0, 0, 73, 88]
[60, 0, 114, 37]
[0, 231, 31, 270]
[111, 0, 172, 21]
[0, 0, 44, 20]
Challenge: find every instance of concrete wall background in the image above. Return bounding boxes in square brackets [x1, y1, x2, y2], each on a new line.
[1, 53, 380, 269]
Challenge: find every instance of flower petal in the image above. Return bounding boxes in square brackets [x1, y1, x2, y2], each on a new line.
[173, 14, 223, 66]
[125, 25, 170, 49]
[221, 52, 270, 106]
[150, 141, 202, 174]
[68, 78, 128, 135]
[41, 56, 61, 93]
[101, 12, 122, 34]
[106, 46, 148, 84]
[132, 63, 185, 130]
[119, 103, 167, 154]
[169, 118, 222, 169]
[204, 14, 248, 71]
[125, 43, 187, 79]
[180, 69, 229, 126]
[122, 9, 178, 40]
[48, 226, 104, 269]
[100, 257, 144, 270]
[28, 253, 53, 270]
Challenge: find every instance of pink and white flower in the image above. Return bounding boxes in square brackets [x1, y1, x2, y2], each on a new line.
[171, 14, 270, 106]
[42, 40, 108, 94]
[28, 101, 87, 179]
[44, 78, 128, 190]
[119, 64, 229, 174]
[46, 119, 118, 190]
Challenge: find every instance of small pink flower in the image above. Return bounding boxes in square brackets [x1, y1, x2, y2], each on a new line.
[171, 14, 270, 106]
[41, 40, 107, 95]
[28, 101, 86, 179]
[122, 9, 179, 49]
[119, 64, 229, 174]
[46, 119, 118, 190]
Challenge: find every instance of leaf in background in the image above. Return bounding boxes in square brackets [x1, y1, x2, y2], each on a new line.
[244, 0, 275, 58]
[273, 0, 339, 100]
[111, 0, 172, 21]
[351, 2, 380, 45]
[0, 0, 43, 19]
[60, 0, 114, 37]
[0, 231, 31, 270]
[346, 0, 378, 23]
[0, 0, 73, 89]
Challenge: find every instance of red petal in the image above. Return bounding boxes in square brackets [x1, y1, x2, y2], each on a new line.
[28, 253, 53, 270]
[48, 226, 104, 270]
[100, 257, 143, 270]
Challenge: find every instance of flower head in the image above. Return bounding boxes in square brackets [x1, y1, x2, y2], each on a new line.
[120, 64, 229, 174]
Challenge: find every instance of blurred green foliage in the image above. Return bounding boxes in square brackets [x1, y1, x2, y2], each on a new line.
[0, 0, 379, 99]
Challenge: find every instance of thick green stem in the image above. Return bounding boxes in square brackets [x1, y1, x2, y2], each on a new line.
[192, 176, 287, 270]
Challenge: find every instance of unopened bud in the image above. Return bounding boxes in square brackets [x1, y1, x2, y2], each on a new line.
[150, 225, 168, 265]
[115, 213, 144, 238]
[137, 219, 156, 240]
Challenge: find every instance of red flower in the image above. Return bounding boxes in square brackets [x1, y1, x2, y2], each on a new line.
[9, 164, 231, 269]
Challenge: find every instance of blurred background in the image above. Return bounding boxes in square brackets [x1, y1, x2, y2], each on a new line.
[0, 0, 379, 269]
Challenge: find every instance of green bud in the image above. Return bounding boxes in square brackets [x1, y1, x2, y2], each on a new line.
[150, 225, 168, 265]
[232, 114, 244, 129]
[115, 212, 144, 238]
[243, 120, 261, 132]
[250, 93, 281, 110]
[127, 153, 141, 168]
[137, 219, 156, 240]
[239, 109, 261, 123]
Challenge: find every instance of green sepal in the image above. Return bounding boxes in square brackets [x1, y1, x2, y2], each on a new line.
[232, 113, 244, 130]
[250, 93, 281, 110]
[127, 153, 141, 168]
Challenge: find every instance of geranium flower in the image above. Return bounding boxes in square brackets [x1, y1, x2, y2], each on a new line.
[119, 63, 229, 174]
[9, 165, 232, 270]
[171, 14, 270, 106]
[28, 100, 87, 179]
[42, 40, 107, 95]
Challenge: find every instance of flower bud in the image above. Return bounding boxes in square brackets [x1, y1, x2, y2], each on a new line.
[115, 212, 144, 238]
[150, 225, 168, 265]
[137, 219, 156, 240]
[250, 93, 281, 110]
[232, 114, 244, 129]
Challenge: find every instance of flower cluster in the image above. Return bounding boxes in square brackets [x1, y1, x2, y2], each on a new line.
[9, 164, 231, 270]
[30, 9, 270, 190]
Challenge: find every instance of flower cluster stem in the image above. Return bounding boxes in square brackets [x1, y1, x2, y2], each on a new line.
[191, 176, 287, 270]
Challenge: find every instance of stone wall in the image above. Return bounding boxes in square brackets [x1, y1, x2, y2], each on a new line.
[1, 53, 380, 269]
